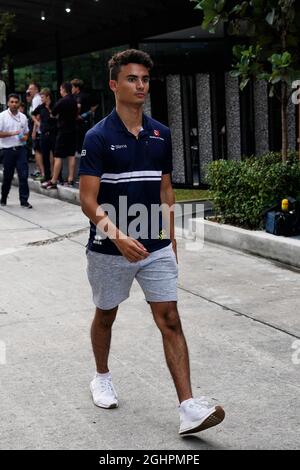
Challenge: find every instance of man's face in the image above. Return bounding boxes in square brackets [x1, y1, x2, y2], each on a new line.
[28, 84, 38, 97]
[109, 63, 150, 106]
[60, 86, 65, 97]
[8, 97, 20, 113]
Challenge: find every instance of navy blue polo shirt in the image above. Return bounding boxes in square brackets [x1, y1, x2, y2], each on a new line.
[79, 108, 173, 255]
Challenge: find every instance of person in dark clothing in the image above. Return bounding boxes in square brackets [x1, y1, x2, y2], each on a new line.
[44, 82, 78, 189]
[32, 88, 57, 184]
[79, 49, 225, 435]
[71, 78, 90, 153]
[71, 78, 90, 114]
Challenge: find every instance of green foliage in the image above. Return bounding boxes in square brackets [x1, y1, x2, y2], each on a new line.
[190, 0, 300, 84]
[232, 44, 264, 89]
[191, 0, 300, 161]
[206, 152, 300, 229]
[0, 11, 15, 50]
[174, 189, 209, 201]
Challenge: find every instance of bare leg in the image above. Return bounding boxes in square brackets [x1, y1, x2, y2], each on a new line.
[150, 301, 192, 403]
[51, 157, 63, 184]
[35, 150, 45, 177]
[67, 155, 76, 182]
[50, 151, 54, 176]
[91, 306, 118, 373]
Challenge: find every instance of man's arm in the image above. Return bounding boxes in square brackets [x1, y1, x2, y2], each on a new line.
[31, 113, 40, 140]
[0, 130, 19, 138]
[160, 173, 177, 262]
[79, 175, 149, 263]
[0, 116, 19, 138]
[31, 114, 40, 129]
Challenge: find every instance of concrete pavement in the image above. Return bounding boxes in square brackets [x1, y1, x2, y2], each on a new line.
[0, 187, 299, 450]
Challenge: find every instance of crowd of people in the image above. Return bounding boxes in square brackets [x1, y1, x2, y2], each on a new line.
[0, 79, 102, 207]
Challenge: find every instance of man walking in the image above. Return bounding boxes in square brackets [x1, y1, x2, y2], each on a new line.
[79, 50, 225, 435]
[0, 94, 32, 208]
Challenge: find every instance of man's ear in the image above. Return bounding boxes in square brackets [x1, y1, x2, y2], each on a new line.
[109, 80, 117, 93]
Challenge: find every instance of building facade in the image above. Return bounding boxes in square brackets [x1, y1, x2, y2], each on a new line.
[1, 1, 298, 187]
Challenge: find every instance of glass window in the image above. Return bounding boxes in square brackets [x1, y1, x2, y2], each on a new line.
[14, 61, 57, 93]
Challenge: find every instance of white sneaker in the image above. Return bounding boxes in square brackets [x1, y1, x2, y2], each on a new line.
[179, 397, 225, 435]
[90, 374, 118, 409]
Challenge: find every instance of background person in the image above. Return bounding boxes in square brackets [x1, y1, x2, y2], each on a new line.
[71, 78, 90, 154]
[32, 88, 57, 184]
[27, 82, 44, 180]
[0, 94, 32, 208]
[45, 82, 78, 189]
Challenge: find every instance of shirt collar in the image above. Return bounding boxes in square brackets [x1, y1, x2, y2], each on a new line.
[109, 108, 152, 135]
[7, 109, 21, 120]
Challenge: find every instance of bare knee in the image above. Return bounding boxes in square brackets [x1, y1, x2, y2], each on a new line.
[94, 306, 118, 329]
[152, 303, 182, 335]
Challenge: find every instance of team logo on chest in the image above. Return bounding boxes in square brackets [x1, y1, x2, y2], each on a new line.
[154, 130, 160, 137]
[110, 144, 128, 151]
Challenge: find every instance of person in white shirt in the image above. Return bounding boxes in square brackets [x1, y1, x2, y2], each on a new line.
[0, 79, 6, 112]
[27, 82, 44, 180]
[28, 83, 42, 113]
[0, 94, 32, 208]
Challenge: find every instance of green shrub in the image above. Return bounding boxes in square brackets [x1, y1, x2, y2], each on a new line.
[206, 151, 300, 229]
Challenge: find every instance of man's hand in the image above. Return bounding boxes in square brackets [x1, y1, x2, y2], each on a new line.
[114, 237, 149, 263]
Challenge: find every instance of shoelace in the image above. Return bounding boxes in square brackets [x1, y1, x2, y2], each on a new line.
[189, 396, 217, 410]
[97, 378, 115, 394]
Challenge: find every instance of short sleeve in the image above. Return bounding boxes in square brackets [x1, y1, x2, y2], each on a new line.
[162, 130, 173, 175]
[32, 105, 41, 116]
[78, 130, 105, 178]
[23, 116, 29, 134]
[0, 114, 3, 131]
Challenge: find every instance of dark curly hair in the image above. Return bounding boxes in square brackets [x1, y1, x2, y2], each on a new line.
[108, 49, 154, 80]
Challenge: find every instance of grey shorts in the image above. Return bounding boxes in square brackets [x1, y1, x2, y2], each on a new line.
[86, 244, 178, 310]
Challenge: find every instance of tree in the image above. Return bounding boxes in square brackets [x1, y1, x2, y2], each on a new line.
[0, 10, 15, 49]
[0, 10, 16, 76]
[191, 0, 300, 162]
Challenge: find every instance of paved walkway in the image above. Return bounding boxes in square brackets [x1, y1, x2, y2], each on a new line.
[0, 187, 299, 450]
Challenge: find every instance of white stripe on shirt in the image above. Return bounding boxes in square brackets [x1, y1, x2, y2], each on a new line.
[101, 177, 162, 184]
[101, 170, 162, 181]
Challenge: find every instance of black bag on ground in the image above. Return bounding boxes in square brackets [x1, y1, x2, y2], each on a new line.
[264, 198, 300, 237]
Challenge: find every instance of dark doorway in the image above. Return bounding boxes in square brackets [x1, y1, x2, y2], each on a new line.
[181, 75, 200, 186]
[150, 78, 169, 126]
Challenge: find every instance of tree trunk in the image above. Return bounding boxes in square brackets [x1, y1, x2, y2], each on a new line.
[281, 81, 288, 163]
